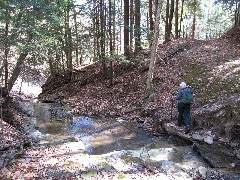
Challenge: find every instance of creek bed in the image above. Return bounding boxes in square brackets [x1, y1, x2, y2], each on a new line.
[19, 100, 239, 179]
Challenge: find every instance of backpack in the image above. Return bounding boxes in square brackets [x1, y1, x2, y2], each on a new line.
[181, 88, 193, 104]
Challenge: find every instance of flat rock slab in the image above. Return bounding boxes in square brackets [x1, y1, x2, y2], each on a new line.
[163, 122, 240, 175]
[196, 145, 232, 168]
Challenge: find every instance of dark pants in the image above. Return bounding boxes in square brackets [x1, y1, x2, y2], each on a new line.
[178, 102, 191, 129]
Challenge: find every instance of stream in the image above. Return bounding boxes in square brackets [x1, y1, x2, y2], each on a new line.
[16, 99, 239, 179]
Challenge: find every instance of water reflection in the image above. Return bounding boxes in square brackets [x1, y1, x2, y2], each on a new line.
[71, 117, 94, 133]
[19, 101, 237, 177]
[30, 113, 210, 176]
[69, 117, 96, 152]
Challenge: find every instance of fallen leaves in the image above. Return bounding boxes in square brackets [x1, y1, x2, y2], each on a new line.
[0, 119, 29, 150]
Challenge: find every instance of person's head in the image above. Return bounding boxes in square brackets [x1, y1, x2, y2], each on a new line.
[180, 82, 187, 89]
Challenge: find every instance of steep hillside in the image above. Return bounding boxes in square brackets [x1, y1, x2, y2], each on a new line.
[39, 26, 240, 147]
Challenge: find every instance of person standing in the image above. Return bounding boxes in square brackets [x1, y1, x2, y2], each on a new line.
[173, 82, 193, 134]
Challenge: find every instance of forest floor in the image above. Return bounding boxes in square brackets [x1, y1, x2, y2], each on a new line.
[0, 26, 240, 179]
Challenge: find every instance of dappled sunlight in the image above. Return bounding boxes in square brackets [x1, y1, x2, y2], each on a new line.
[1, 0, 239, 178]
[11, 78, 42, 98]
[1, 128, 202, 179]
[91, 131, 136, 147]
[1, 111, 206, 179]
[211, 59, 240, 78]
[1, 23, 239, 179]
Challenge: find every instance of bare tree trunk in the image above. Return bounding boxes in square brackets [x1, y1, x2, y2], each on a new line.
[0, 12, 23, 80]
[168, 0, 174, 40]
[130, 0, 134, 53]
[235, 2, 240, 26]
[155, 0, 159, 17]
[48, 50, 54, 75]
[8, 54, 25, 92]
[8, 34, 33, 92]
[109, 0, 114, 86]
[148, 0, 154, 47]
[124, 0, 130, 58]
[175, 0, 179, 38]
[64, 0, 73, 70]
[61, 49, 65, 71]
[179, 0, 184, 38]
[183, 25, 185, 38]
[191, 2, 196, 39]
[235, 2, 237, 26]
[149, 0, 154, 32]
[18, 78, 23, 95]
[164, 0, 170, 42]
[100, 0, 106, 74]
[67, 27, 73, 69]
[135, 0, 141, 52]
[73, 7, 79, 66]
[96, 2, 101, 62]
[238, 2, 240, 25]
[147, 0, 163, 95]
[93, 0, 97, 61]
[4, 8, 9, 92]
[64, 1, 69, 67]
[113, 0, 116, 52]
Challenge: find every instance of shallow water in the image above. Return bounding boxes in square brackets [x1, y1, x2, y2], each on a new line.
[20, 101, 211, 178]
[33, 114, 206, 166]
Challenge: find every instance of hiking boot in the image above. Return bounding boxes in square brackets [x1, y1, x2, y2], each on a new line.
[185, 128, 191, 134]
[177, 121, 183, 127]
[177, 123, 183, 127]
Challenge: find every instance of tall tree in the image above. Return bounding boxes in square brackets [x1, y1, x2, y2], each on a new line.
[64, 0, 73, 70]
[191, 0, 197, 39]
[147, 0, 163, 95]
[48, 49, 54, 75]
[8, 34, 33, 92]
[175, 0, 179, 38]
[164, 0, 170, 42]
[118, 0, 123, 54]
[93, 0, 100, 61]
[4, 0, 66, 92]
[100, 0, 106, 74]
[130, 0, 134, 53]
[216, 0, 240, 25]
[4, 7, 9, 92]
[109, 0, 114, 86]
[169, 0, 175, 39]
[149, 0, 154, 40]
[124, 0, 130, 58]
[165, 0, 174, 42]
[179, 0, 184, 38]
[148, 0, 158, 47]
[135, 0, 141, 52]
[237, 2, 240, 25]
[73, 7, 79, 66]
[113, 0, 116, 52]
